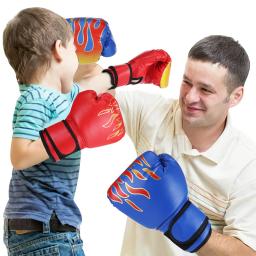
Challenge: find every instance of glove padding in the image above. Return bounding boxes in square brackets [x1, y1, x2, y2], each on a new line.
[66, 17, 116, 64]
[103, 49, 171, 88]
[107, 151, 211, 252]
[40, 90, 125, 161]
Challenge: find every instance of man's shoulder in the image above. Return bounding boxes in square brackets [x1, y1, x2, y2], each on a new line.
[227, 128, 256, 189]
[237, 129, 256, 155]
[229, 126, 256, 161]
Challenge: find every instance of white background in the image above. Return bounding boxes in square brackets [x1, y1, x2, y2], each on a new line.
[1, 0, 256, 255]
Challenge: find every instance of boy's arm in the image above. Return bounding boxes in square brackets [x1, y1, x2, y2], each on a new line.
[11, 91, 125, 169]
[11, 138, 48, 170]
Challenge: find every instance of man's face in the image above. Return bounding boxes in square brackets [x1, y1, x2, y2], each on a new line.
[179, 58, 232, 129]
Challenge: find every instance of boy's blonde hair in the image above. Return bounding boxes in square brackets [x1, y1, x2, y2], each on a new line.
[3, 7, 73, 84]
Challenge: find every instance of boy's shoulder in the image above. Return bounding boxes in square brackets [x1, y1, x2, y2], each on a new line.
[18, 85, 56, 104]
[17, 83, 79, 103]
[14, 85, 58, 118]
[15, 84, 80, 118]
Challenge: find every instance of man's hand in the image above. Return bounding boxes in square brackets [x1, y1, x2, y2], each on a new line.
[108, 151, 211, 253]
[103, 49, 171, 88]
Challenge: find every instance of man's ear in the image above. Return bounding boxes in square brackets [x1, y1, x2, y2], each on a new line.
[229, 86, 244, 108]
[52, 39, 63, 62]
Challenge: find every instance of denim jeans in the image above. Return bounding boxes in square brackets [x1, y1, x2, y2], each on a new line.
[4, 220, 85, 256]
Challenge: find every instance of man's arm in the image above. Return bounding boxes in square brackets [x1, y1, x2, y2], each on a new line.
[74, 49, 171, 94]
[11, 138, 48, 170]
[198, 231, 256, 256]
[75, 63, 113, 94]
[108, 151, 256, 254]
[74, 63, 103, 81]
[108, 151, 212, 253]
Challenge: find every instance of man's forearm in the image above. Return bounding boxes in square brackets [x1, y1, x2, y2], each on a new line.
[74, 63, 103, 82]
[78, 72, 112, 94]
[75, 64, 113, 94]
[198, 230, 256, 256]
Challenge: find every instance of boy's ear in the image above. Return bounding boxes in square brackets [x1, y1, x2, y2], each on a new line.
[52, 39, 63, 62]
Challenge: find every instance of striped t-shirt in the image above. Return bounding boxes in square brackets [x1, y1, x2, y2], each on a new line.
[4, 83, 82, 228]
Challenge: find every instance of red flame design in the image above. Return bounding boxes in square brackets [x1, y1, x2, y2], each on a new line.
[73, 18, 106, 63]
[125, 183, 150, 199]
[108, 156, 161, 212]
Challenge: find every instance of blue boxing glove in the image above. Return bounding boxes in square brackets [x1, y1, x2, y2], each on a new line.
[107, 151, 211, 253]
[66, 17, 116, 63]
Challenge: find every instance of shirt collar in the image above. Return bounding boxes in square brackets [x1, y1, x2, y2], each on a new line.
[200, 115, 234, 164]
[176, 108, 234, 164]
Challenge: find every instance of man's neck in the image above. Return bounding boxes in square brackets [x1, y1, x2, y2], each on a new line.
[183, 120, 226, 152]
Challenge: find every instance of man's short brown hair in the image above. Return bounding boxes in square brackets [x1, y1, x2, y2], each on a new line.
[188, 35, 250, 93]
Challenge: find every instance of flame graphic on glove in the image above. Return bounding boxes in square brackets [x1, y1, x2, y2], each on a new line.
[67, 18, 106, 63]
[98, 99, 125, 140]
[108, 155, 161, 212]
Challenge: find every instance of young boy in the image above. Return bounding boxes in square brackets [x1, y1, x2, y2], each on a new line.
[2, 7, 125, 255]
[3, 5, 171, 254]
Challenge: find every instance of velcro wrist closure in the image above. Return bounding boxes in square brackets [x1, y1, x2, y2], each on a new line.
[164, 201, 212, 252]
[103, 64, 131, 87]
[40, 120, 80, 161]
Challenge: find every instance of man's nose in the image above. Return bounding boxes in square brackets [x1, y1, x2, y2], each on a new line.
[185, 87, 200, 103]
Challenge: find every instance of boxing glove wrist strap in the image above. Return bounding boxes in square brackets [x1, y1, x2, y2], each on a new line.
[103, 64, 143, 88]
[40, 120, 80, 161]
[164, 201, 212, 252]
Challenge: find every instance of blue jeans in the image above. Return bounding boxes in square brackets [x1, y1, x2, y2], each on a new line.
[4, 220, 85, 256]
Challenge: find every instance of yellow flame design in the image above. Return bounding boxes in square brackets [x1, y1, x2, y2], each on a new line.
[98, 100, 124, 140]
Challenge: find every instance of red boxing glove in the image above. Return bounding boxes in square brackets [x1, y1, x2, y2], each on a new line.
[40, 90, 125, 161]
[103, 50, 171, 88]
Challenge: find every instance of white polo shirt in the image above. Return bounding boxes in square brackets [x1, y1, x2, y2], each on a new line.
[116, 87, 256, 256]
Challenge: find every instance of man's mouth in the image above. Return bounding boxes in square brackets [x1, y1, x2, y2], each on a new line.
[184, 105, 206, 113]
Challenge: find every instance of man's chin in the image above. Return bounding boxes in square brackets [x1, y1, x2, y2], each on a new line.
[182, 115, 204, 127]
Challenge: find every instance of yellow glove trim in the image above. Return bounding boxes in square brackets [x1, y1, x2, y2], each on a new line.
[160, 62, 171, 88]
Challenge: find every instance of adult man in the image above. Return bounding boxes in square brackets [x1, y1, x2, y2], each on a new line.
[106, 35, 256, 255]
